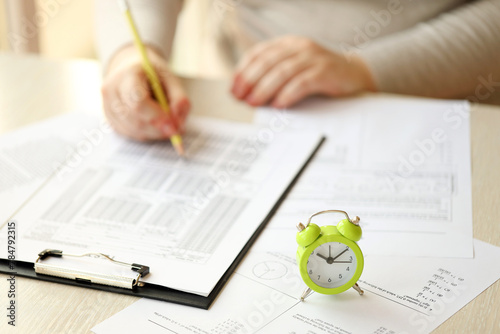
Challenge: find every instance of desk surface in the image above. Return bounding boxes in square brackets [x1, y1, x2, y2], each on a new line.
[0, 53, 499, 334]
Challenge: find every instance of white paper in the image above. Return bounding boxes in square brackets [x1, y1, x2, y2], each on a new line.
[92, 239, 500, 334]
[254, 96, 473, 258]
[0, 113, 322, 296]
[0, 114, 98, 224]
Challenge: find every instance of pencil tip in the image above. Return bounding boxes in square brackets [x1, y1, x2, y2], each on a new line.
[170, 134, 185, 157]
[174, 143, 185, 157]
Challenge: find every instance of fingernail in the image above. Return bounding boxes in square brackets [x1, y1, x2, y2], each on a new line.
[233, 81, 246, 99]
[230, 82, 237, 95]
[162, 124, 176, 136]
[180, 100, 190, 118]
[271, 100, 284, 109]
[233, 86, 242, 99]
[246, 95, 259, 106]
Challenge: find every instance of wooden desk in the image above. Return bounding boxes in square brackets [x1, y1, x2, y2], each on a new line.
[0, 53, 499, 334]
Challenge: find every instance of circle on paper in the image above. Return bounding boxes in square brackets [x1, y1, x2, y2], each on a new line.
[252, 261, 288, 280]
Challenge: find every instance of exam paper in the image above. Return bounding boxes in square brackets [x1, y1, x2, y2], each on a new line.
[255, 96, 473, 258]
[0, 113, 322, 296]
[92, 239, 500, 334]
[0, 114, 97, 224]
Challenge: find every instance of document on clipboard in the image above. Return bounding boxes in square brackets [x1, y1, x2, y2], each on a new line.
[0, 112, 324, 308]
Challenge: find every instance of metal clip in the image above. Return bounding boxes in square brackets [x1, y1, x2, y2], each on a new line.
[34, 249, 150, 289]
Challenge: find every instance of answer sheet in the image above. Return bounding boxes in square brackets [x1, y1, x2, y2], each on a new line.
[255, 96, 473, 258]
[0, 113, 322, 296]
[0, 114, 96, 224]
[92, 239, 500, 334]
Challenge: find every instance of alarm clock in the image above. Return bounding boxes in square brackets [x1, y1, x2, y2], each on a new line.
[296, 210, 364, 300]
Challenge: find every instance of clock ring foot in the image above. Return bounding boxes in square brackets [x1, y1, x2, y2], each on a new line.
[300, 287, 313, 301]
[353, 282, 364, 295]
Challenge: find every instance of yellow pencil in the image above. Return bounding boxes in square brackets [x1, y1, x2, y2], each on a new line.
[117, 0, 184, 156]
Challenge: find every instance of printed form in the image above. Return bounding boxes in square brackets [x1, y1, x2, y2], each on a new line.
[0, 113, 322, 296]
[92, 96, 491, 334]
[92, 239, 500, 334]
[0, 114, 97, 224]
[254, 96, 473, 258]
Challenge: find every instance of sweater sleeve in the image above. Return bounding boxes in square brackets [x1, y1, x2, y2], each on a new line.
[93, 0, 183, 72]
[358, 0, 500, 99]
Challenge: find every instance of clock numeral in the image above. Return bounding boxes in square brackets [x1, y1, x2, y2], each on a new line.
[349, 256, 353, 261]
[346, 267, 350, 271]
[309, 270, 313, 275]
[317, 275, 321, 280]
[339, 274, 342, 279]
[328, 278, 332, 283]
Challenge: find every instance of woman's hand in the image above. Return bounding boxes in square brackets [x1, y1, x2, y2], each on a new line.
[101, 45, 190, 141]
[231, 36, 376, 108]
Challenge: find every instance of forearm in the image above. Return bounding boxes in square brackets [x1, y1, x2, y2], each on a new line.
[94, 0, 183, 72]
[359, 0, 500, 99]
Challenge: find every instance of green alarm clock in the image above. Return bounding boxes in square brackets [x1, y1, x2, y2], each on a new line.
[296, 210, 364, 300]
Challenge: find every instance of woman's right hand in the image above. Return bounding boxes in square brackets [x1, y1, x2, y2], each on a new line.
[101, 45, 190, 141]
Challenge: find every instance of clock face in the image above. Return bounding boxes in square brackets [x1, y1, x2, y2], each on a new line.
[306, 241, 358, 289]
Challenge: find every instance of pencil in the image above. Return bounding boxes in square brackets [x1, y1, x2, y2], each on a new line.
[117, 0, 185, 156]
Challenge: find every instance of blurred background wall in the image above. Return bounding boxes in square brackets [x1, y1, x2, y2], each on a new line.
[0, 0, 221, 77]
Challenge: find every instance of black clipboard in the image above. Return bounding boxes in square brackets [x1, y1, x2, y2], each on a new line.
[0, 137, 325, 309]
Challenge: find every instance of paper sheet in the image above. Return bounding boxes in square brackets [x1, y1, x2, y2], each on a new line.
[0, 114, 97, 224]
[92, 239, 500, 334]
[254, 96, 473, 258]
[0, 113, 322, 296]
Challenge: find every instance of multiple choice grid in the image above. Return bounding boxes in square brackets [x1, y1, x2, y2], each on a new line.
[147, 202, 183, 229]
[83, 197, 151, 225]
[0, 137, 69, 191]
[42, 169, 112, 223]
[166, 173, 215, 197]
[126, 170, 171, 191]
[178, 195, 249, 254]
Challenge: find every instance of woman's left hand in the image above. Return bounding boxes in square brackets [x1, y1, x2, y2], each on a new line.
[231, 36, 376, 108]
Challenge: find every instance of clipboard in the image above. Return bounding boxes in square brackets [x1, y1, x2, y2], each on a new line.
[0, 137, 325, 310]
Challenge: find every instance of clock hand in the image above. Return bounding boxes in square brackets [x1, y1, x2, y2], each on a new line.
[316, 253, 329, 262]
[317, 248, 351, 264]
[332, 248, 349, 261]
